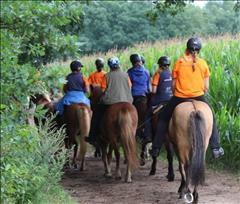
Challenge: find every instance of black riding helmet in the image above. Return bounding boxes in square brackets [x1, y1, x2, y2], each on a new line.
[187, 37, 202, 52]
[95, 58, 104, 71]
[130, 54, 141, 65]
[70, 60, 83, 71]
[158, 56, 171, 69]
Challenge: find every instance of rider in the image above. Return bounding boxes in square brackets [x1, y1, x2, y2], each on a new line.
[85, 57, 133, 145]
[151, 37, 224, 159]
[143, 56, 173, 144]
[88, 58, 106, 88]
[55, 60, 90, 115]
[127, 54, 152, 141]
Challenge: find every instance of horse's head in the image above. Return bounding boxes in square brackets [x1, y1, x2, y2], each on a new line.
[90, 86, 103, 104]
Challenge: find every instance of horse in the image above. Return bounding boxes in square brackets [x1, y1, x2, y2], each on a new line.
[132, 96, 149, 166]
[30, 93, 92, 171]
[63, 103, 92, 170]
[101, 102, 139, 183]
[91, 86, 139, 182]
[148, 105, 175, 182]
[168, 100, 212, 203]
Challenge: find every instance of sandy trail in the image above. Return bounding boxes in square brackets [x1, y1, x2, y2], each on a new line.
[61, 153, 240, 204]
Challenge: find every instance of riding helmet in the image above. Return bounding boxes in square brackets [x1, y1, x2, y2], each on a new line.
[187, 37, 202, 52]
[107, 57, 120, 69]
[157, 56, 171, 69]
[95, 58, 104, 69]
[130, 54, 142, 65]
[70, 60, 83, 71]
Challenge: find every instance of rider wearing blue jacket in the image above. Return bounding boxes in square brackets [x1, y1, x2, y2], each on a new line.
[127, 54, 151, 141]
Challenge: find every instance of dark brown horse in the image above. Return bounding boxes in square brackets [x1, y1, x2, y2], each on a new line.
[101, 102, 139, 182]
[168, 100, 212, 203]
[30, 94, 92, 171]
[132, 96, 149, 166]
[148, 105, 174, 182]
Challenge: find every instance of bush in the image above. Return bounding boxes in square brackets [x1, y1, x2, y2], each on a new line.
[1, 113, 68, 203]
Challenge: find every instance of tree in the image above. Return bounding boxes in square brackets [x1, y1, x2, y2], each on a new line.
[1, 1, 84, 66]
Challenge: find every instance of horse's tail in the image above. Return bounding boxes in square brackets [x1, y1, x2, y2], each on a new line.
[76, 106, 91, 156]
[118, 109, 139, 171]
[189, 110, 206, 186]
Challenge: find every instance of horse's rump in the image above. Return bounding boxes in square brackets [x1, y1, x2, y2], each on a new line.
[64, 103, 91, 145]
[169, 101, 213, 150]
[103, 102, 139, 170]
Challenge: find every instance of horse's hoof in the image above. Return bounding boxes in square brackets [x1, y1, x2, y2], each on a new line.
[149, 169, 156, 176]
[125, 178, 132, 183]
[104, 173, 112, 178]
[115, 176, 122, 180]
[140, 159, 145, 166]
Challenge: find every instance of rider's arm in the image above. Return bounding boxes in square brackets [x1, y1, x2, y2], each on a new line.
[152, 72, 159, 94]
[83, 77, 90, 95]
[172, 78, 176, 93]
[204, 76, 209, 93]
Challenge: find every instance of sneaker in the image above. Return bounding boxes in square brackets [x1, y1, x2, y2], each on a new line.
[212, 147, 224, 159]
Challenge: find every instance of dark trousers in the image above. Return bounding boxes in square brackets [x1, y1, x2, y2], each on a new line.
[133, 96, 148, 141]
[88, 103, 109, 142]
[143, 102, 168, 144]
[152, 95, 220, 152]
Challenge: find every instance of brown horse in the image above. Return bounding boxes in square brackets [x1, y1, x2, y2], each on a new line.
[101, 102, 139, 183]
[30, 94, 92, 171]
[64, 103, 92, 170]
[168, 100, 212, 203]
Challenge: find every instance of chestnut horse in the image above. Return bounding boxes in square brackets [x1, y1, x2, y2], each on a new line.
[30, 94, 92, 171]
[168, 100, 212, 203]
[101, 102, 139, 183]
[64, 103, 91, 170]
[91, 86, 139, 182]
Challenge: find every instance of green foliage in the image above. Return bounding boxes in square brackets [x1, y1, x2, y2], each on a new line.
[1, 1, 84, 66]
[1, 2, 84, 203]
[1, 114, 68, 203]
[79, 1, 240, 54]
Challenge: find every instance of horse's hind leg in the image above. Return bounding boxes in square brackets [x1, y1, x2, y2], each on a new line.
[149, 156, 157, 175]
[78, 136, 87, 171]
[102, 143, 112, 178]
[178, 162, 186, 198]
[125, 162, 132, 183]
[166, 142, 174, 181]
[140, 143, 147, 166]
[114, 146, 121, 180]
[193, 186, 199, 204]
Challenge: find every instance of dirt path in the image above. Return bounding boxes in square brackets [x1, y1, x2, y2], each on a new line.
[61, 152, 240, 204]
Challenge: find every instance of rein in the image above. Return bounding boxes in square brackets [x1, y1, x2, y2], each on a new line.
[136, 104, 164, 130]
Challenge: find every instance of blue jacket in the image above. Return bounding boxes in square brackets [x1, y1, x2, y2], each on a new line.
[55, 91, 90, 115]
[127, 65, 151, 97]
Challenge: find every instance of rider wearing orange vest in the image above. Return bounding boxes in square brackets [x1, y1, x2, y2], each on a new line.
[88, 58, 106, 88]
[151, 37, 224, 159]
